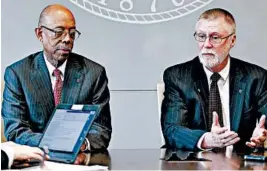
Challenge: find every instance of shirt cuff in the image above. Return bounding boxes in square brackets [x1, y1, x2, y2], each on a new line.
[84, 137, 91, 151]
[2, 143, 15, 168]
[197, 132, 212, 151]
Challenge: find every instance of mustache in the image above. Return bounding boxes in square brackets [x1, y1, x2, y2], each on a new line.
[56, 46, 72, 51]
[201, 50, 216, 55]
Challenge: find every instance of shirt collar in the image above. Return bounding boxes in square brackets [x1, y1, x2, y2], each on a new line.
[43, 53, 67, 77]
[202, 57, 230, 82]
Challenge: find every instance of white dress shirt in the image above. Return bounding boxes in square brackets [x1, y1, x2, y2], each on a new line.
[43, 54, 90, 151]
[197, 58, 231, 149]
[43, 54, 67, 90]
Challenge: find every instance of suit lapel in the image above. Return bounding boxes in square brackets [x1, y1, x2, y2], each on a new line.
[30, 52, 54, 108]
[229, 58, 246, 132]
[61, 54, 84, 104]
[192, 57, 209, 129]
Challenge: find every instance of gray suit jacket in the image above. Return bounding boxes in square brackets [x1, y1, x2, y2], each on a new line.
[161, 57, 267, 152]
[2, 51, 112, 150]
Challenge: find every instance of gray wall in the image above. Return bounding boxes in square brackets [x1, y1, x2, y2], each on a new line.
[2, 0, 267, 149]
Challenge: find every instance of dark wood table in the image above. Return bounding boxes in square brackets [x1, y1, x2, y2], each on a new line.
[88, 149, 267, 170]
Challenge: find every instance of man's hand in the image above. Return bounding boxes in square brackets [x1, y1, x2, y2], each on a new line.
[4, 141, 47, 161]
[80, 142, 86, 152]
[75, 140, 89, 164]
[202, 112, 240, 149]
[74, 153, 86, 165]
[80, 138, 90, 152]
[246, 115, 267, 148]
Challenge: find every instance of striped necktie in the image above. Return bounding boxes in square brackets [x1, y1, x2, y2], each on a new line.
[53, 68, 63, 106]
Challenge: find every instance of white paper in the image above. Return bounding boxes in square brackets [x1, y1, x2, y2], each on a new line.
[22, 161, 108, 171]
[71, 105, 84, 110]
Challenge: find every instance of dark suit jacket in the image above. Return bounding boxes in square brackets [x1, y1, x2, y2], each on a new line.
[2, 51, 112, 150]
[161, 57, 267, 152]
[1, 150, 9, 170]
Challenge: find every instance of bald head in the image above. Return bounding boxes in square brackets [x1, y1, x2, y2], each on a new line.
[38, 4, 75, 27]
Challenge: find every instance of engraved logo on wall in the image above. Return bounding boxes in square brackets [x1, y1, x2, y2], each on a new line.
[69, 0, 214, 24]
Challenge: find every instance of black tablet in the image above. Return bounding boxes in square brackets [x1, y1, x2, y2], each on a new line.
[38, 104, 99, 163]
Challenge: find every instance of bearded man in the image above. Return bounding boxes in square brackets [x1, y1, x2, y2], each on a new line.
[161, 8, 267, 153]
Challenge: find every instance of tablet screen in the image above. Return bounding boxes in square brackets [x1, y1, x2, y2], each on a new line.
[39, 109, 95, 152]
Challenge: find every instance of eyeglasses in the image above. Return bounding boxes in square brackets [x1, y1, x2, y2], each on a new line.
[40, 26, 81, 41]
[194, 32, 235, 44]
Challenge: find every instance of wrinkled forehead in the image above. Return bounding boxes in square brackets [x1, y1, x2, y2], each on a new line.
[195, 17, 233, 34]
[43, 9, 76, 28]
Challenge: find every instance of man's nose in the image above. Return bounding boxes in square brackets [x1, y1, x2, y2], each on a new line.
[61, 32, 72, 43]
[203, 37, 213, 48]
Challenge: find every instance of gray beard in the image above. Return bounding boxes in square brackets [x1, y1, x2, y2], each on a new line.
[47, 57, 66, 68]
[199, 54, 220, 69]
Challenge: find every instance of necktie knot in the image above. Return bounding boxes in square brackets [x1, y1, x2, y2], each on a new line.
[53, 68, 61, 78]
[211, 73, 221, 82]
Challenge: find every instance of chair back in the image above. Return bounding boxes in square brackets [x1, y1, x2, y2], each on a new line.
[1, 81, 7, 142]
[156, 82, 165, 146]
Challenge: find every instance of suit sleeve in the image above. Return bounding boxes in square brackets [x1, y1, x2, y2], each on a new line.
[255, 71, 267, 127]
[2, 66, 42, 146]
[161, 68, 205, 150]
[87, 68, 112, 150]
[1, 150, 9, 170]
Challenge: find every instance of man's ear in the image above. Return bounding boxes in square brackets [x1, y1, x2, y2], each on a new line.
[230, 34, 236, 48]
[35, 27, 43, 42]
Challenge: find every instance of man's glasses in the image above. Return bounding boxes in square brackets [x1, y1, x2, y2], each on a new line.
[40, 26, 81, 41]
[194, 32, 235, 44]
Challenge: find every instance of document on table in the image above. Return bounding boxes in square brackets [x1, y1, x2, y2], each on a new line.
[22, 161, 108, 171]
[39, 109, 90, 152]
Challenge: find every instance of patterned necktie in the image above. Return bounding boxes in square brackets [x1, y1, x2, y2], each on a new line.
[53, 68, 63, 106]
[208, 73, 224, 131]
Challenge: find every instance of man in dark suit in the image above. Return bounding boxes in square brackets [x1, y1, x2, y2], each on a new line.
[2, 4, 112, 163]
[161, 8, 267, 152]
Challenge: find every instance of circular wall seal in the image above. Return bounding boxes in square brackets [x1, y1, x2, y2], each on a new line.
[69, 0, 214, 24]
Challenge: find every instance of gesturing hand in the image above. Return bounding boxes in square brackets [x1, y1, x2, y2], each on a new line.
[246, 115, 267, 148]
[202, 112, 240, 149]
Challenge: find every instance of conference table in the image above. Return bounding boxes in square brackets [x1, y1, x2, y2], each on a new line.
[9, 148, 266, 170]
[84, 148, 267, 170]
